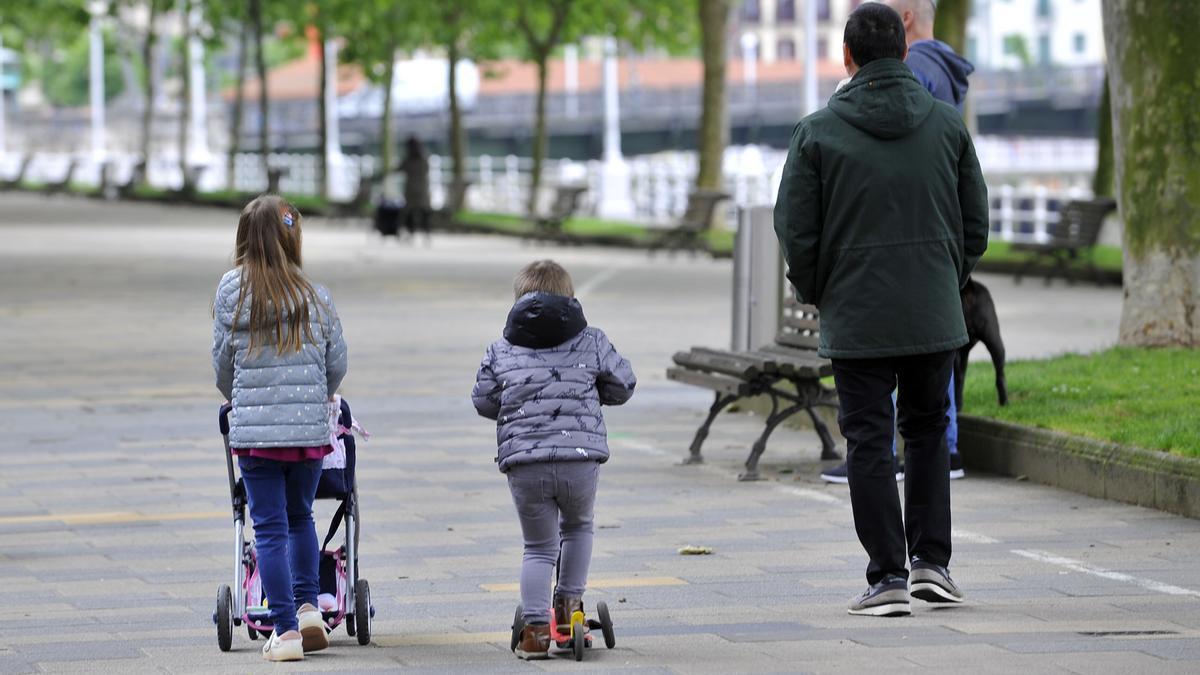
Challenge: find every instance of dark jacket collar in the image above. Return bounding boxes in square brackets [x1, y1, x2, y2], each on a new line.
[829, 58, 935, 140]
[504, 292, 588, 348]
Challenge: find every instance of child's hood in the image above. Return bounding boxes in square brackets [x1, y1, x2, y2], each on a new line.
[503, 292, 588, 349]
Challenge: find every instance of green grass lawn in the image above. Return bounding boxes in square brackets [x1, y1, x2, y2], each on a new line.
[962, 347, 1200, 457]
[980, 240, 1123, 273]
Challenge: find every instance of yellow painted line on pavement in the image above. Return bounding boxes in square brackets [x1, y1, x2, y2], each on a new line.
[0, 510, 227, 526]
[480, 576, 687, 593]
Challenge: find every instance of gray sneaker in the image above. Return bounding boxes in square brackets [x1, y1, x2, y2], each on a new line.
[910, 560, 964, 604]
[848, 575, 911, 617]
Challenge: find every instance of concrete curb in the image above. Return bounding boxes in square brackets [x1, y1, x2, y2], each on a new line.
[958, 415, 1200, 519]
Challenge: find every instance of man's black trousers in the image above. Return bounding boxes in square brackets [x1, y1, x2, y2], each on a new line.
[831, 350, 954, 585]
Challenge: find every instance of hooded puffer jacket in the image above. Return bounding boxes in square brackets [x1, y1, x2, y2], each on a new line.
[472, 293, 636, 472]
[212, 268, 348, 447]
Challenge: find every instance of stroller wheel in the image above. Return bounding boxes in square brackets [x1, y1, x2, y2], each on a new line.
[510, 604, 524, 652]
[354, 579, 372, 645]
[247, 624, 259, 640]
[216, 585, 233, 652]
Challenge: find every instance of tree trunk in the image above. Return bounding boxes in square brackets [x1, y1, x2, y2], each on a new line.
[227, 21, 249, 191]
[139, 0, 161, 179]
[697, 0, 729, 192]
[1103, 0, 1200, 347]
[527, 52, 549, 216]
[1092, 72, 1113, 198]
[178, 0, 192, 191]
[379, 50, 396, 197]
[447, 36, 466, 212]
[933, 0, 971, 54]
[250, 0, 270, 175]
[317, 22, 329, 200]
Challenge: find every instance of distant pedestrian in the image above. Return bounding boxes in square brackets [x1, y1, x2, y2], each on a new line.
[821, 0, 977, 485]
[212, 196, 349, 660]
[398, 136, 432, 238]
[773, 4, 989, 617]
[472, 260, 636, 659]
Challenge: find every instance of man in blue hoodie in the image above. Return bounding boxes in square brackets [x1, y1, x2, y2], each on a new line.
[884, 0, 975, 112]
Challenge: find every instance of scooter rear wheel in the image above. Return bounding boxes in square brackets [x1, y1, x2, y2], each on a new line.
[510, 605, 524, 652]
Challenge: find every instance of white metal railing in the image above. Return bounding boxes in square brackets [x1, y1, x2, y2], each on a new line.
[1, 139, 1105, 243]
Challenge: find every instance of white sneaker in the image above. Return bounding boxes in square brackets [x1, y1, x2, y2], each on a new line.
[298, 603, 330, 653]
[262, 630, 304, 662]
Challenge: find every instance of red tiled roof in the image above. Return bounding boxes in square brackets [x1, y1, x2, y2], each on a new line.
[227, 55, 844, 101]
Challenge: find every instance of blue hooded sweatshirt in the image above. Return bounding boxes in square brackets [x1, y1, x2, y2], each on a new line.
[906, 40, 975, 111]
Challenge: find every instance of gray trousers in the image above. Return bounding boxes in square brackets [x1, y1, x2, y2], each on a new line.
[506, 461, 600, 623]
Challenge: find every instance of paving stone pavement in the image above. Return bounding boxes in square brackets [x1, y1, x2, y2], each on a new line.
[1, 194, 1196, 674]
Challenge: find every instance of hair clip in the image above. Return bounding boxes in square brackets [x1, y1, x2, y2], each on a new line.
[283, 212, 294, 229]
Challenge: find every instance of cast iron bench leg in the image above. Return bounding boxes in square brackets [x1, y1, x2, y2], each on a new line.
[685, 392, 738, 465]
[739, 396, 806, 482]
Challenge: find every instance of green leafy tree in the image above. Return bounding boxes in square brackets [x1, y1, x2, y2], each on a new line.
[507, 0, 695, 215]
[1102, 0, 1200, 346]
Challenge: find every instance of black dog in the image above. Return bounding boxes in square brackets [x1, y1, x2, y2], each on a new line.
[956, 278, 1008, 410]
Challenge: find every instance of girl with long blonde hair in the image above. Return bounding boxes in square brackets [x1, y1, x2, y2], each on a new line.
[212, 195, 348, 662]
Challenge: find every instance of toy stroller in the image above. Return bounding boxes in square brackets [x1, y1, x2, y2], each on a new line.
[213, 398, 374, 651]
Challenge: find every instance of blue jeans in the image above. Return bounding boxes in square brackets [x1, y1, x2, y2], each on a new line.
[506, 461, 600, 624]
[239, 457, 322, 633]
[893, 371, 957, 456]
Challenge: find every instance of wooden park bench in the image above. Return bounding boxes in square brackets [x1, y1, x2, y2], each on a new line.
[117, 160, 148, 199]
[328, 174, 375, 226]
[42, 158, 78, 196]
[666, 300, 840, 481]
[0, 154, 31, 190]
[431, 179, 472, 230]
[529, 184, 588, 241]
[648, 189, 730, 255]
[1013, 197, 1118, 285]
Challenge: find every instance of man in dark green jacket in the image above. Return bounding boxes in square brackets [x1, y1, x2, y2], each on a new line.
[773, 3, 988, 618]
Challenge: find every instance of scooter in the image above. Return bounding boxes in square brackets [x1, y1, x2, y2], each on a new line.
[509, 601, 615, 662]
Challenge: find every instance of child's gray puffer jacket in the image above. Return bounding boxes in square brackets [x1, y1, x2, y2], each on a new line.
[472, 292, 636, 472]
[212, 269, 348, 448]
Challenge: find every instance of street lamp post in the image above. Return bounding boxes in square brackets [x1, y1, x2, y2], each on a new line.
[740, 32, 758, 99]
[564, 44, 579, 119]
[804, 0, 819, 114]
[0, 32, 7, 160]
[187, 3, 210, 166]
[324, 38, 344, 197]
[88, 0, 109, 162]
[598, 36, 634, 220]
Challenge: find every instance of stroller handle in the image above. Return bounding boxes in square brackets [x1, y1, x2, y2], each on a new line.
[219, 403, 233, 435]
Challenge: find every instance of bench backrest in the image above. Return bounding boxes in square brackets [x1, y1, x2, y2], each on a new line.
[1049, 198, 1117, 247]
[775, 299, 821, 352]
[677, 190, 730, 232]
[548, 185, 587, 219]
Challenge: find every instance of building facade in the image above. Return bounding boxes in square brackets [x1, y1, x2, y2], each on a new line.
[735, 0, 1104, 70]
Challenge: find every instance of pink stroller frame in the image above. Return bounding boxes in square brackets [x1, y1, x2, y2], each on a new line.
[213, 399, 373, 651]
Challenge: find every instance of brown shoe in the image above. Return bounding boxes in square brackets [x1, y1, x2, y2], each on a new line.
[514, 623, 551, 660]
[553, 595, 584, 633]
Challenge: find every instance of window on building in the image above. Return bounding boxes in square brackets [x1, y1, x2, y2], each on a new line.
[818, 0, 831, 21]
[1038, 34, 1051, 65]
[1037, 0, 1052, 18]
[777, 0, 796, 23]
[741, 0, 760, 23]
[777, 38, 796, 60]
[1074, 33, 1086, 54]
